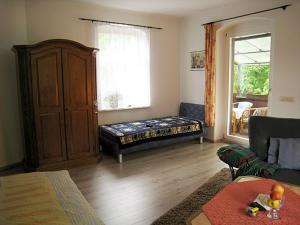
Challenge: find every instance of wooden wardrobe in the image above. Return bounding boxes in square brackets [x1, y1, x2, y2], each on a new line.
[13, 39, 101, 170]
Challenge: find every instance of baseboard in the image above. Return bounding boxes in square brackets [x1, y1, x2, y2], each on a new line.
[222, 138, 249, 147]
[222, 139, 237, 144]
[0, 161, 23, 172]
[204, 138, 224, 143]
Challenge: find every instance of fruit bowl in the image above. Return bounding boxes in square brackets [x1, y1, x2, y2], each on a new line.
[267, 184, 285, 220]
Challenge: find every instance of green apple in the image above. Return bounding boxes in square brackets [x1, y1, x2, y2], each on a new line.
[267, 199, 280, 209]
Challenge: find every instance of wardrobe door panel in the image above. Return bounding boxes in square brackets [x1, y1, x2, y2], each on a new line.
[69, 110, 91, 154]
[40, 113, 65, 159]
[69, 54, 88, 106]
[31, 48, 67, 164]
[62, 48, 95, 159]
[36, 54, 60, 107]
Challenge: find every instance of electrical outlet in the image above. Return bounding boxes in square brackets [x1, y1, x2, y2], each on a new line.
[280, 96, 295, 102]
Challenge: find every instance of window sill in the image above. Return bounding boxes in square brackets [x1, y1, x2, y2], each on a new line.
[99, 106, 150, 112]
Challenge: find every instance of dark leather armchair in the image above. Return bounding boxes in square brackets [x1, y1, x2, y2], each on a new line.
[248, 116, 300, 185]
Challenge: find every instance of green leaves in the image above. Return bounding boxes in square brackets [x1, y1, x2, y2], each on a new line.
[233, 64, 270, 97]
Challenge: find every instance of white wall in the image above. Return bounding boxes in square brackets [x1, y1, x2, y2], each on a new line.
[180, 0, 300, 141]
[25, 0, 181, 125]
[179, 18, 205, 104]
[267, 3, 300, 118]
[0, 0, 28, 168]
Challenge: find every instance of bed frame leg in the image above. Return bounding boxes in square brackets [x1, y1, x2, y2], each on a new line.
[118, 154, 123, 163]
[199, 136, 203, 144]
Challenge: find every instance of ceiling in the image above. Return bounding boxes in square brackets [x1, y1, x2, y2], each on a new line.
[77, 0, 250, 16]
[234, 36, 271, 64]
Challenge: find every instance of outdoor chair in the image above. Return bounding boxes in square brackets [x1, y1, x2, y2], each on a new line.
[232, 101, 253, 134]
[252, 107, 268, 117]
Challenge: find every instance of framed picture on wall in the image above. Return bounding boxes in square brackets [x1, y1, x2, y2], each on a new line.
[190, 50, 205, 71]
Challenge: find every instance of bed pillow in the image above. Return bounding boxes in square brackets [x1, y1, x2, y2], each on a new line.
[278, 138, 300, 170]
[268, 138, 280, 164]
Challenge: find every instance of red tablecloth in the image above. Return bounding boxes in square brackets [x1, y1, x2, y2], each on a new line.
[203, 179, 300, 225]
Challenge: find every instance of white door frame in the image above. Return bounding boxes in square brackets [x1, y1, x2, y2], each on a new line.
[224, 33, 272, 146]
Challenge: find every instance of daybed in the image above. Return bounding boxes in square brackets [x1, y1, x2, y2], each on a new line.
[99, 103, 207, 163]
[0, 170, 103, 225]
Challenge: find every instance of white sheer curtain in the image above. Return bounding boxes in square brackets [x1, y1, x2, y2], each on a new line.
[95, 23, 150, 110]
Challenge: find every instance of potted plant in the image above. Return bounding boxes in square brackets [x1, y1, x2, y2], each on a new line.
[104, 93, 122, 109]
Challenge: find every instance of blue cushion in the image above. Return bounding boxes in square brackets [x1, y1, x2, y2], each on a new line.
[268, 138, 280, 164]
[179, 102, 205, 122]
[278, 138, 300, 170]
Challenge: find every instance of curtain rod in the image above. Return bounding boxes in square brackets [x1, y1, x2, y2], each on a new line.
[202, 4, 291, 26]
[79, 18, 162, 30]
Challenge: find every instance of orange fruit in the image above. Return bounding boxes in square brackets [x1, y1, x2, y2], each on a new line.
[272, 184, 284, 195]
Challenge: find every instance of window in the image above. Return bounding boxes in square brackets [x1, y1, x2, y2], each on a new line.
[233, 34, 271, 97]
[95, 24, 150, 110]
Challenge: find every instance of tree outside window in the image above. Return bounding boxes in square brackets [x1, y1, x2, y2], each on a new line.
[233, 64, 270, 97]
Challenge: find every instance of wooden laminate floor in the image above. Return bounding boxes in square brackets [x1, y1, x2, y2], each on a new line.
[68, 141, 227, 225]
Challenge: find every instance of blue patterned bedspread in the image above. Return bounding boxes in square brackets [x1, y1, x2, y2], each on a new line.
[100, 116, 202, 146]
